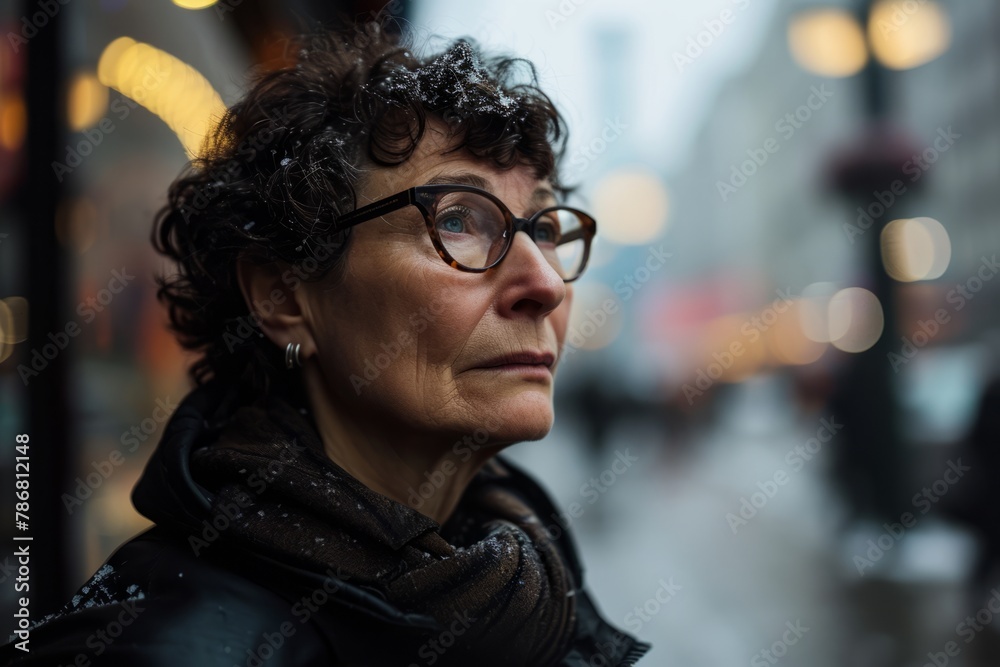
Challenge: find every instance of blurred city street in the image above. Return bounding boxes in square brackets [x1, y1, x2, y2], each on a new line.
[512, 372, 996, 665]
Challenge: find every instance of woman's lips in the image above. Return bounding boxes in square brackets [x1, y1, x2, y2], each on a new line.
[477, 363, 552, 378]
[476, 351, 555, 369]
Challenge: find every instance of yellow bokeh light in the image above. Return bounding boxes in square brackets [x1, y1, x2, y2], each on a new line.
[869, 0, 951, 70]
[1, 296, 29, 344]
[0, 94, 27, 151]
[0, 300, 11, 364]
[829, 287, 884, 353]
[172, 0, 218, 8]
[98, 37, 225, 158]
[881, 217, 951, 282]
[592, 167, 669, 246]
[97, 37, 137, 85]
[788, 9, 869, 77]
[697, 314, 767, 383]
[67, 71, 109, 132]
[766, 300, 827, 366]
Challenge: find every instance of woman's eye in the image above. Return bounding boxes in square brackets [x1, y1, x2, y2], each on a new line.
[535, 221, 559, 244]
[436, 206, 474, 234]
[438, 215, 465, 233]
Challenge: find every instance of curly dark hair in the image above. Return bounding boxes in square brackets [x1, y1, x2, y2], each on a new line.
[151, 19, 570, 400]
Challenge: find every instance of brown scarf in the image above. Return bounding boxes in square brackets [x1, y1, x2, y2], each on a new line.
[189, 391, 578, 666]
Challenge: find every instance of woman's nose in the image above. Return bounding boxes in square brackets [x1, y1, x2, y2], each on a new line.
[495, 230, 566, 317]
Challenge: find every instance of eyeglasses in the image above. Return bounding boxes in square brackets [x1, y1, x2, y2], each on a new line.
[335, 183, 597, 282]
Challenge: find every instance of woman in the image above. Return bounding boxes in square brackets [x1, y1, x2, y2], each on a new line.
[2, 20, 652, 667]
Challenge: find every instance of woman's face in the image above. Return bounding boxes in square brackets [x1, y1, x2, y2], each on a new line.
[300, 123, 573, 447]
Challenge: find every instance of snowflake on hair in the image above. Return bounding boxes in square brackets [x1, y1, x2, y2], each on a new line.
[378, 41, 520, 119]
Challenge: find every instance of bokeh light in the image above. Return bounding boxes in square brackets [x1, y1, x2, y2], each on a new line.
[592, 167, 669, 246]
[881, 217, 951, 282]
[0, 94, 27, 151]
[868, 0, 951, 70]
[0, 296, 29, 345]
[829, 287, 885, 353]
[98, 37, 225, 158]
[788, 8, 869, 78]
[67, 71, 109, 132]
[172, 0, 219, 8]
[697, 313, 767, 383]
[766, 299, 828, 366]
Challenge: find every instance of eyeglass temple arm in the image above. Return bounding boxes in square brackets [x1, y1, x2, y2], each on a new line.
[558, 227, 588, 244]
[336, 189, 416, 229]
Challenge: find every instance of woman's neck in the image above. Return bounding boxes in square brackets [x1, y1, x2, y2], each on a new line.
[300, 369, 498, 525]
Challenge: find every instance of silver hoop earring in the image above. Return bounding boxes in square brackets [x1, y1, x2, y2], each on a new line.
[285, 342, 302, 370]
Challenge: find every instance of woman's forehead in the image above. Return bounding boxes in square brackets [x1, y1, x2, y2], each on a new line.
[368, 147, 555, 203]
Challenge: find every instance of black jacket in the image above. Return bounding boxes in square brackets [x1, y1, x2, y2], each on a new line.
[1, 380, 652, 666]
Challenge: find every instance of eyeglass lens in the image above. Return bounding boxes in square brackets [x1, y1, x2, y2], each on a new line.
[431, 191, 588, 280]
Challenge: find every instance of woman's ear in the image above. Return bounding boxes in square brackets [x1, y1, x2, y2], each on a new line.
[234, 256, 317, 360]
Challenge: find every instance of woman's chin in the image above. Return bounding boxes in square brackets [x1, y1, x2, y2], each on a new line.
[471, 390, 555, 445]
